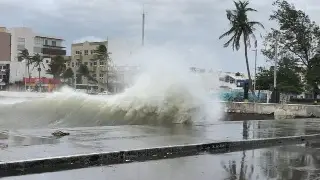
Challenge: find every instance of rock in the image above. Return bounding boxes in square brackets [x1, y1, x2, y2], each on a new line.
[52, 130, 70, 137]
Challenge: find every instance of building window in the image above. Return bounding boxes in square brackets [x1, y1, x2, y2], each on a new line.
[90, 50, 94, 54]
[72, 62, 74, 67]
[45, 39, 48, 45]
[76, 51, 81, 55]
[93, 62, 97, 66]
[100, 61, 104, 66]
[34, 37, 42, 45]
[52, 41, 56, 46]
[67, 62, 70, 66]
[99, 74, 104, 78]
[90, 62, 93, 67]
[46, 60, 49, 63]
[84, 62, 88, 66]
[18, 37, 25, 44]
[84, 50, 88, 55]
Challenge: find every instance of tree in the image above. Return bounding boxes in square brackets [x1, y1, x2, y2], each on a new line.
[219, 0, 264, 99]
[256, 57, 303, 94]
[94, 44, 113, 92]
[267, 0, 320, 101]
[18, 49, 32, 84]
[47, 55, 67, 80]
[3, 65, 10, 90]
[255, 67, 273, 91]
[306, 54, 320, 103]
[77, 64, 97, 83]
[31, 54, 45, 92]
[62, 68, 74, 86]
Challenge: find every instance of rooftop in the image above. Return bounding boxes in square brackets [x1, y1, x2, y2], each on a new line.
[35, 35, 64, 41]
[72, 41, 108, 46]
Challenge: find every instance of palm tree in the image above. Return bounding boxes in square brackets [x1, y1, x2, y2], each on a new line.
[219, 0, 264, 98]
[31, 54, 45, 92]
[62, 68, 74, 86]
[77, 63, 97, 92]
[94, 44, 113, 92]
[18, 49, 32, 85]
[46, 55, 67, 80]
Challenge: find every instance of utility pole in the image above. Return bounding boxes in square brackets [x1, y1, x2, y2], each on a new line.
[271, 33, 279, 103]
[274, 35, 278, 90]
[252, 49, 257, 93]
[142, 5, 145, 46]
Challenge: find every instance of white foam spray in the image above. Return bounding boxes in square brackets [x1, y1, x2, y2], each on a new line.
[0, 46, 223, 129]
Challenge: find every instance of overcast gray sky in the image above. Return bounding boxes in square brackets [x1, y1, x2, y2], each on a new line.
[0, 0, 319, 72]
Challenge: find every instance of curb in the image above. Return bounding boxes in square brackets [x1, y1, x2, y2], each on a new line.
[0, 133, 318, 177]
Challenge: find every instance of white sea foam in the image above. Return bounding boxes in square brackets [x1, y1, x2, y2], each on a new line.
[0, 46, 222, 129]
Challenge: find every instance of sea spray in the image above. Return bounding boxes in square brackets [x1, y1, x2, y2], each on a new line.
[0, 46, 223, 129]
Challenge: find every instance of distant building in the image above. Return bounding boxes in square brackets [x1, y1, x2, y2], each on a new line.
[219, 72, 250, 90]
[189, 67, 252, 91]
[0, 27, 10, 90]
[67, 41, 109, 92]
[8, 27, 66, 85]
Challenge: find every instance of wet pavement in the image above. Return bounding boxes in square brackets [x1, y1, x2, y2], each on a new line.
[4, 144, 320, 180]
[1, 119, 320, 162]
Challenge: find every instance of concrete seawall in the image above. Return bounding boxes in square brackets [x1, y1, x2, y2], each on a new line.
[224, 102, 320, 119]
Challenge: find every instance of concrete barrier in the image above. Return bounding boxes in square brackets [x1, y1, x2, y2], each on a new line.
[223, 102, 320, 119]
[0, 133, 319, 177]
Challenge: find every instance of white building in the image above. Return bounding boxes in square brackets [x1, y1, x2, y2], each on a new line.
[8, 27, 66, 84]
[189, 67, 252, 91]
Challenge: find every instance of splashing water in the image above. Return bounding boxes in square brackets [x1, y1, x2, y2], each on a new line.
[0, 47, 222, 129]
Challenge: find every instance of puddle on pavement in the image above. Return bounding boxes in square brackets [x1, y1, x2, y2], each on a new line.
[0, 131, 58, 148]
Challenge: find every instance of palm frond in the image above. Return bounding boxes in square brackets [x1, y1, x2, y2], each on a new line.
[219, 27, 236, 39]
[223, 34, 236, 48]
[245, 8, 257, 12]
[235, 30, 242, 50]
[248, 21, 265, 29]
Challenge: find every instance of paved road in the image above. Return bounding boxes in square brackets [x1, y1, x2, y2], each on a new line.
[4, 144, 320, 180]
[1, 119, 320, 162]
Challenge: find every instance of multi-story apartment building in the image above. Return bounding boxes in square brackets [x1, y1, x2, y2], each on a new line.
[8, 27, 66, 84]
[0, 27, 11, 90]
[68, 41, 109, 92]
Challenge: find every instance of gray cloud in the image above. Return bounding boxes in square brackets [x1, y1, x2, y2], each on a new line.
[0, 0, 320, 72]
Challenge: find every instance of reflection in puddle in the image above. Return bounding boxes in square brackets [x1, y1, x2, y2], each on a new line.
[221, 143, 320, 180]
[0, 131, 59, 148]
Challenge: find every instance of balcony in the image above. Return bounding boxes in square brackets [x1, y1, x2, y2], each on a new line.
[42, 48, 66, 56]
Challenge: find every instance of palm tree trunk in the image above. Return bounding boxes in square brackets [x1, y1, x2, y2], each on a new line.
[244, 36, 256, 99]
[27, 62, 31, 91]
[38, 65, 41, 92]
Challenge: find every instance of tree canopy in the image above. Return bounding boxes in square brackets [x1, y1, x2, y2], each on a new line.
[46, 55, 67, 79]
[262, 0, 320, 99]
[256, 57, 303, 94]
